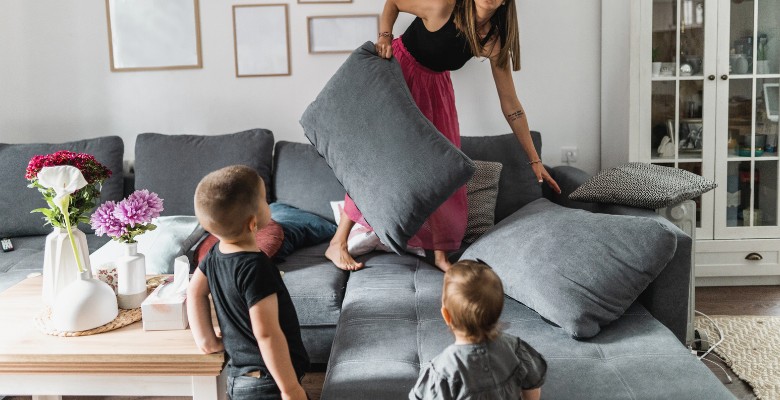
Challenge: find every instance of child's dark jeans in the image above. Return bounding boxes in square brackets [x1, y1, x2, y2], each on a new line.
[227, 372, 307, 400]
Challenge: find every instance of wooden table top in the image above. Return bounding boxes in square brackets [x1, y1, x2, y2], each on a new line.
[0, 276, 224, 376]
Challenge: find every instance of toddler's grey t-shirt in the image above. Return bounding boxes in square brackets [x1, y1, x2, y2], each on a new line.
[409, 333, 546, 400]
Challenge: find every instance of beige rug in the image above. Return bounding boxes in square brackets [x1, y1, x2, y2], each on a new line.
[695, 315, 780, 400]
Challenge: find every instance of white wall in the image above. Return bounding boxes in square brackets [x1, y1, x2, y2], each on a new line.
[0, 0, 602, 174]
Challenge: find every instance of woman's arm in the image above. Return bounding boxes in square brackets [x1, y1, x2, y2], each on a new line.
[376, 0, 453, 59]
[489, 51, 561, 193]
[186, 269, 224, 354]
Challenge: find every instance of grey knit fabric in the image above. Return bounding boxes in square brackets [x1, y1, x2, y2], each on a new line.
[569, 162, 716, 209]
[463, 161, 503, 244]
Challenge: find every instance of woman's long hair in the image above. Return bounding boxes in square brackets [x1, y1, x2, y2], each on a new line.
[454, 0, 521, 71]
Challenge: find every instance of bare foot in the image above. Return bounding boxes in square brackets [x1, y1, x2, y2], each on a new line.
[325, 242, 364, 271]
[434, 250, 452, 272]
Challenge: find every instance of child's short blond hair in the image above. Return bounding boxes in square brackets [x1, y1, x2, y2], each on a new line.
[194, 165, 265, 240]
[443, 259, 504, 342]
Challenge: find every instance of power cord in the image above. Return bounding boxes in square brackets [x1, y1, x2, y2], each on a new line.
[692, 310, 732, 384]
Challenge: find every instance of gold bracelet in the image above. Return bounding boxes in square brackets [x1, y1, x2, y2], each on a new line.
[378, 32, 394, 39]
[527, 159, 542, 165]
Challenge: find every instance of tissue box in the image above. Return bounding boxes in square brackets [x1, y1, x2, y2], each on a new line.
[141, 281, 189, 331]
[141, 255, 190, 331]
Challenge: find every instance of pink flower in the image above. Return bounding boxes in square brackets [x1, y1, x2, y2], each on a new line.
[90, 190, 164, 243]
[90, 201, 127, 238]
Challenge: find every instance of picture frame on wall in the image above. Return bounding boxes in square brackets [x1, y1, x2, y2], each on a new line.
[298, 0, 351, 5]
[233, 4, 291, 77]
[105, 0, 202, 72]
[308, 15, 379, 54]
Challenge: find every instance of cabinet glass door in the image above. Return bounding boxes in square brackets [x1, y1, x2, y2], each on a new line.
[716, 0, 780, 238]
[649, 0, 715, 234]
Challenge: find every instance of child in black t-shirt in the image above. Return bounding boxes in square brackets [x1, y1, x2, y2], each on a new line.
[189, 165, 309, 400]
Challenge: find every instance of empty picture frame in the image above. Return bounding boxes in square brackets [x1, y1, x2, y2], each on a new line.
[308, 15, 379, 54]
[233, 4, 291, 77]
[105, 0, 202, 72]
[299, 0, 351, 5]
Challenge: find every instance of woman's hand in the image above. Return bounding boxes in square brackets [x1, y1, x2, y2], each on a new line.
[531, 162, 561, 194]
[376, 36, 393, 59]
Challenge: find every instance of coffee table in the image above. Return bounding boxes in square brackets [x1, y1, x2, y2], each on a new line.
[0, 276, 226, 399]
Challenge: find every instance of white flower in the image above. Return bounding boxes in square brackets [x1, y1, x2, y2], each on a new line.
[37, 166, 88, 213]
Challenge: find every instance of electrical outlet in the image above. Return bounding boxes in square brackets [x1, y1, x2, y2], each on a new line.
[561, 146, 578, 164]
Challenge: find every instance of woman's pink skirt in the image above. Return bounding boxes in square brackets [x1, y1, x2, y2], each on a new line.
[342, 37, 467, 251]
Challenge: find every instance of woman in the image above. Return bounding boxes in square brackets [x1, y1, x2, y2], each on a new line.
[325, 0, 561, 272]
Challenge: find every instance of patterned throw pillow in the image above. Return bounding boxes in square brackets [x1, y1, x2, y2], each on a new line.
[464, 161, 503, 243]
[569, 162, 716, 209]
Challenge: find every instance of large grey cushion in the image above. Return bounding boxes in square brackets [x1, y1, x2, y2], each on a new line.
[461, 198, 678, 338]
[0, 137, 125, 237]
[273, 141, 346, 224]
[569, 162, 717, 209]
[461, 133, 543, 223]
[300, 42, 476, 254]
[134, 129, 274, 216]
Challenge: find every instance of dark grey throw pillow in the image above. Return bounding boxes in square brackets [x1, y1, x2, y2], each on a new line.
[300, 41, 476, 254]
[569, 162, 717, 209]
[134, 129, 274, 216]
[461, 198, 677, 338]
[463, 161, 503, 244]
[0, 136, 124, 237]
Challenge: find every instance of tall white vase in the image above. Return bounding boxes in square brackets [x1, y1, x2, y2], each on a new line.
[116, 242, 148, 309]
[52, 270, 118, 332]
[41, 227, 92, 306]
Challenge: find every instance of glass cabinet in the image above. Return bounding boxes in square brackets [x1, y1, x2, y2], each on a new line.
[632, 0, 780, 283]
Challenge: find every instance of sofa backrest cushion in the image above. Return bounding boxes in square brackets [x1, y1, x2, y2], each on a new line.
[134, 129, 274, 216]
[299, 42, 476, 254]
[0, 136, 125, 237]
[273, 141, 346, 223]
[461, 132, 543, 223]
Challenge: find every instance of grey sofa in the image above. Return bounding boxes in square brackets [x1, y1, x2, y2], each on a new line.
[0, 131, 733, 399]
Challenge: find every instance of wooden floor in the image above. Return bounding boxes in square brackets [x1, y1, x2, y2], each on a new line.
[4, 286, 778, 400]
[695, 285, 780, 400]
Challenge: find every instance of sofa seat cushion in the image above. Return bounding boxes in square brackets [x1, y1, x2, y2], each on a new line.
[277, 243, 348, 327]
[321, 256, 733, 400]
[0, 137, 125, 237]
[0, 234, 111, 293]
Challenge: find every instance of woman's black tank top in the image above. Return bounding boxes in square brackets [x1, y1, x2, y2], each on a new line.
[401, 15, 473, 72]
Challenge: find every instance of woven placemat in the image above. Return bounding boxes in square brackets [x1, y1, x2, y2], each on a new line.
[35, 307, 142, 337]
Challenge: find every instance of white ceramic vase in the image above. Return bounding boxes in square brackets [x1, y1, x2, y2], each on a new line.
[116, 242, 148, 309]
[41, 227, 92, 306]
[51, 270, 118, 332]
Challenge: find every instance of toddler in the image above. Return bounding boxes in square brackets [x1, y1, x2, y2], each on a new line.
[410, 260, 546, 400]
[188, 165, 309, 400]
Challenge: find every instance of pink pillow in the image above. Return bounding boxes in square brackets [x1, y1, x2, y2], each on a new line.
[193, 219, 284, 265]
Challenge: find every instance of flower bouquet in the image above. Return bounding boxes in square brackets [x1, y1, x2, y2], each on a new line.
[27, 150, 112, 230]
[90, 190, 164, 309]
[26, 151, 118, 332]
